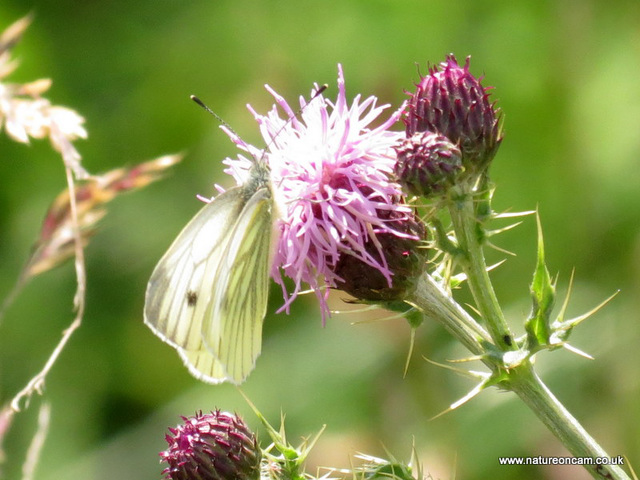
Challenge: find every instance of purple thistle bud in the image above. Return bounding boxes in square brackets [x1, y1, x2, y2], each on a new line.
[394, 131, 463, 197]
[161, 411, 261, 480]
[405, 55, 502, 174]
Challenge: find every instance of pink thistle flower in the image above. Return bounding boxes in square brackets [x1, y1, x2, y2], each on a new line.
[222, 65, 415, 319]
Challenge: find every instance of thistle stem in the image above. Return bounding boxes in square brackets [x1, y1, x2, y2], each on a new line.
[408, 273, 495, 366]
[447, 185, 515, 349]
[508, 365, 630, 480]
[410, 274, 630, 479]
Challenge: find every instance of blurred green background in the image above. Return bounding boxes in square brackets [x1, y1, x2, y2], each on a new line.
[1, 1, 639, 479]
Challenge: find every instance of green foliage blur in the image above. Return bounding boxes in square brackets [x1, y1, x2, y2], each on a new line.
[1, 1, 639, 479]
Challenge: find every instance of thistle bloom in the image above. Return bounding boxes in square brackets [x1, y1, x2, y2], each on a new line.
[161, 411, 261, 480]
[222, 65, 419, 318]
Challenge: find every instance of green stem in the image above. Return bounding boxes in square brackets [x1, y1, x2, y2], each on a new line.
[408, 273, 495, 365]
[447, 186, 514, 350]
[509, 365, 630, 480]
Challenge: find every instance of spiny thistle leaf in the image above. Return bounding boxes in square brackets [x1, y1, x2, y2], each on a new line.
[552, 290, 619, 346]
[525, 213, 556, 348]
[238, 390, 323, 480]
[352, 451, 422, 480]
[422, 356, 497, 419]
[362, 461, 415, 480]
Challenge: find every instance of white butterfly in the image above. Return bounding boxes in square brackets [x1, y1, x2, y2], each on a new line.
[144, 159, 277, 384]
[144, 87, 327, 384]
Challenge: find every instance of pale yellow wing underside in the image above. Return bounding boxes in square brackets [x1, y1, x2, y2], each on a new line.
[144, 185, 273, 384]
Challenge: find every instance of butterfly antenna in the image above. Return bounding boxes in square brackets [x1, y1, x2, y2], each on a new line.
[312, 83, 329, 99]
[191, 83, 328, 161]
[190, 95, 252, 149]
[190, 95, 223, 122]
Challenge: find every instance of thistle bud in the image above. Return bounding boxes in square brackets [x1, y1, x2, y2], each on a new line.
[405, 55, 502, 174]
[333, 210, 426, 303]
[394, 131, 463, 197]
[161, 411, 261, 480]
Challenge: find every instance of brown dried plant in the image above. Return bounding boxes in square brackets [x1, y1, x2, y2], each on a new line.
[0, 15, 182, 478]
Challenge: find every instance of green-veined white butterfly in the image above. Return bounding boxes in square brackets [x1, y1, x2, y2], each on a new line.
[144, 104, 277, 385]
[144, 87, 326, 384]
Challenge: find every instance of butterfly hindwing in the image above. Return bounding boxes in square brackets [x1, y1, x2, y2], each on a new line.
[203, 186, 273, 383]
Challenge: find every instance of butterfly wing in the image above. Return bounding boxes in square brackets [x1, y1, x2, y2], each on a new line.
[144, 184, 274, 384]
[201, 186, 274, 383]
[144, 187, 246, 381]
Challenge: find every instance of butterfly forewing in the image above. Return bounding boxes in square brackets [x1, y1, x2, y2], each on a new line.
[144, 188, 246, 353]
